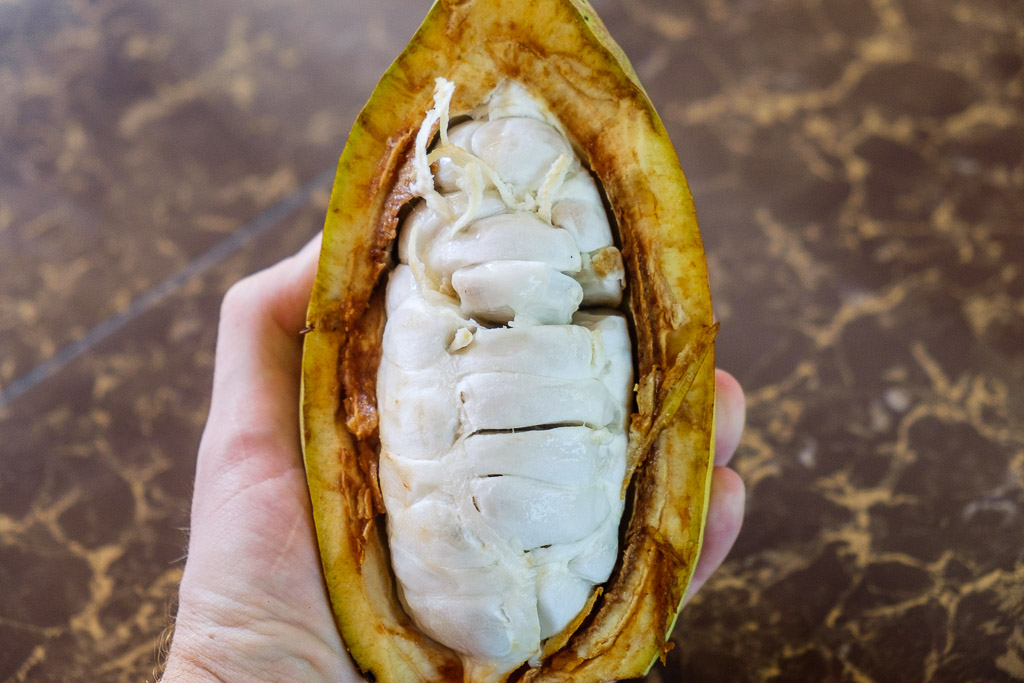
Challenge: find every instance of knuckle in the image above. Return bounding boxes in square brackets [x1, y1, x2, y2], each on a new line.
[220, 274, 262, 319]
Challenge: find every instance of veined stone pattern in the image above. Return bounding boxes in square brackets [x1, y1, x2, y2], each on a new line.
[0, 0, 1021, 681]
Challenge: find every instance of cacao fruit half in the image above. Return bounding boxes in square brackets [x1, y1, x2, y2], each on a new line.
[301, 0, 716, 680]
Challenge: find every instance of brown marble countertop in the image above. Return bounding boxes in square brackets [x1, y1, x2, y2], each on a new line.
[1, 0, 1022, 680]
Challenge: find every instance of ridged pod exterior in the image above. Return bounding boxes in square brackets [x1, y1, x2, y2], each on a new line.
[300, 0, 716, 680]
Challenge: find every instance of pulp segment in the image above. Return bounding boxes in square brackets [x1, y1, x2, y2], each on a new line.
[377, 79, 633, 680]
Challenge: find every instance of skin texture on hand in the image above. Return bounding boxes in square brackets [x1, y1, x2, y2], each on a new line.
[160, 234, 746, 682]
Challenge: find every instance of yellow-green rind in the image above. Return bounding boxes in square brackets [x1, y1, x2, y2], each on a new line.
[301, 0, 715, 680]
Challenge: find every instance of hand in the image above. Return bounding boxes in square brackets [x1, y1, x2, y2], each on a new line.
[161, 233, 359, 682]
[161, 234, 746, 681]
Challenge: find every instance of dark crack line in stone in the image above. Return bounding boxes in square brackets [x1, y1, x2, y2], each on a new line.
[0, 165, 337, 411]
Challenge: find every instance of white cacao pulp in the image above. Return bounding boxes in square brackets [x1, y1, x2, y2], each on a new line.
[377, 79, 632, 680]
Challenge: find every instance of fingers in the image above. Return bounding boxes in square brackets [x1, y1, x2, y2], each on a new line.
[685, 465, 745, 604]
[206, 232, 322, 423]
[685, 369, 746, 604]
[714, 368, 745, 466]
[194, 232, 322, 507]
[260, 231, 324, 336]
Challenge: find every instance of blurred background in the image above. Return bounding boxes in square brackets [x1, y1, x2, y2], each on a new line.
[1, 0, 1022, 680]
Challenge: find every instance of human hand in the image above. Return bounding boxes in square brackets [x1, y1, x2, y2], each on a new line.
[161, 233, 746, 681]
[161, 233, 360, 682]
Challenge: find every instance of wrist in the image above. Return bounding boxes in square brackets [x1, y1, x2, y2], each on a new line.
[160, 645, 224, 682]
[160, 607, 354, 682]
[160, 624, 248, 682]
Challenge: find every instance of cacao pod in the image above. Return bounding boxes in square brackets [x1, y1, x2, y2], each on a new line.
[301, 1, 716, 680]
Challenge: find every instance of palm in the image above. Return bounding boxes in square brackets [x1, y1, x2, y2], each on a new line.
[185, 444, 344, 656]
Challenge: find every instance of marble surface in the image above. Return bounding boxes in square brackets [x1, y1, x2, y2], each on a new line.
[1, 0, 1021, 680]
